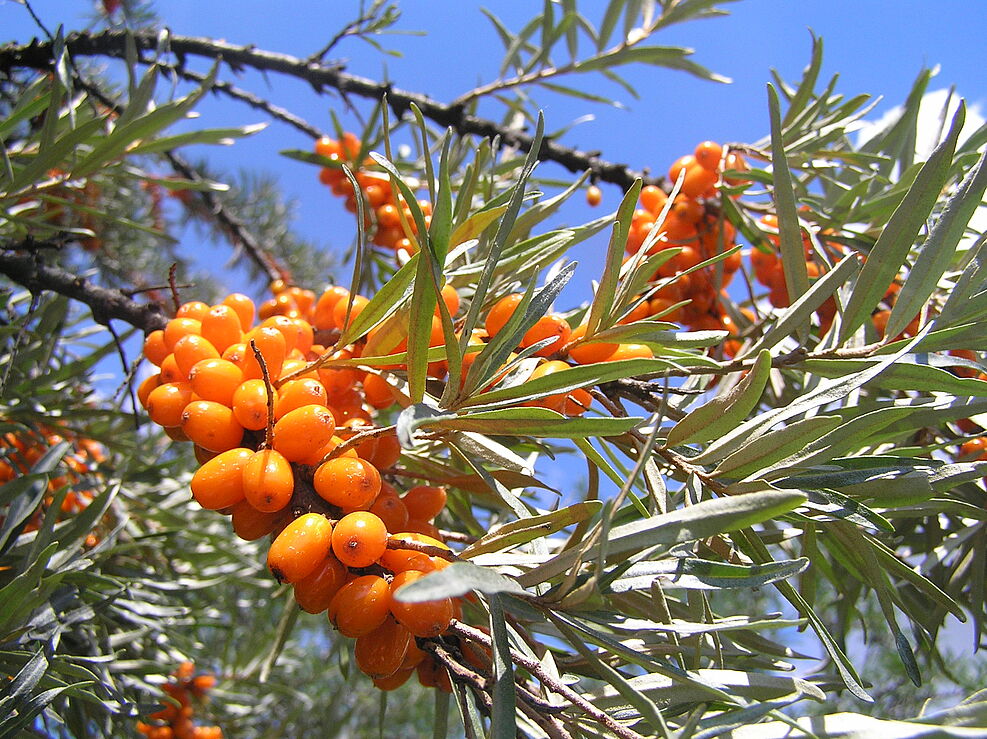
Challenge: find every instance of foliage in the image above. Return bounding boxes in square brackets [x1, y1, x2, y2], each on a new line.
[2, 1, 987, 738]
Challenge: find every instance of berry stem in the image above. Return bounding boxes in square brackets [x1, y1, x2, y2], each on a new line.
[249, 339, 276, 450]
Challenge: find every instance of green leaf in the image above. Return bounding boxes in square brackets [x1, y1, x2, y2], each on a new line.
[393, 561, 527, 602]
[840, 102, 966, 342]
[587, 179, 642, 335]
[575, 46, 730, 84]
[460, 357, 674, 409]
[125, 122, 267, 156]
[429, 407, 642, 438]
[488, 595, 516, 739]
[891, 144, 987, 337]
[336, 253, 419, 345]
[767, 84, 809, 326]
[606, 556, 809, 592]
[518, 490, 806, 586]
[461, 501, 603, 558]
[713, 416, 843, 479]
[667, 349, 771, 447]
[449, 205, 508, 247]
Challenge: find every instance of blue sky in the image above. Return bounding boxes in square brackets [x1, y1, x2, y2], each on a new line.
[5, 0, 986, 289]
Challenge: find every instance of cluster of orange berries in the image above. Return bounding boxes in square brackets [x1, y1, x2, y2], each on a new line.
[137, 662, 221, 739]
[1, 425, 105, 540]
[315, 133, 432, 256]
[139, 284, 475, 691]
[625, 142, 748, 341]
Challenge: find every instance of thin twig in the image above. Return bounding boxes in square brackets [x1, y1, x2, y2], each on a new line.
[449, 620, 648, 739]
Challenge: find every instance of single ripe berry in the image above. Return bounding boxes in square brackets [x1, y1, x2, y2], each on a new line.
[313, 456, 381, 510]
[231, 499, 284, 541]
[232, 378, 276, 431]
[354, 617, 412, 679]
[273, 405, 336, 462]
[242, 448, 294, 513]
[586, 184, 602, 207]
[292, 553, 348, 614]
[189, 358, 244, 407]
[267, 513, 333, 583]
[145, 382, 193, 428]
[401, 486, 447, 522]
[567, 324, 617, 364]
[190, 447, 251, 510]
[390, 570, 454, 638]
[694, 140, 724, 171]
[369, 483, 409, 532]
[143, 330, 170, 366]
[332, 511, 388, 568]
[521, 314, 572, 357]
[222, 293, 256, 331]
[276, 378, 328, 419]
[163, 317, 202, 351]
[201, 304, 244, 353]
[181, 400, 245, 452]
[328, 575, 391, 638]
[484, 293, 523, 337]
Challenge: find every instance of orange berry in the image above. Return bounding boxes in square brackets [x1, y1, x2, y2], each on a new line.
[273, 405, 337, 463]
[267, 512, 334, 583]
[189, 358, 243, 407]
[390, 570, 454, 638]
[276, 378, 328, 418]
[640, 185, 668, 215]
[314, 136, 342, 159]
[222, 293, 256, 330]
[401, 486, 447, 522]
[181, 400, 245, 452]
[694, 140, 723, 171]
[314, 286, 350, 330]
[567, 324, 618, 364]
[369, 483, 409, 532]
[679, 164, 718, 199]
[293, 552, 348, 613]
[366, 432, 401, 469]
[137, 373, 160, 408]
[959, 437, 987, 459]
[355, 617, 412, 679]
[586, 184, 602, 207]
[416, 656, 452, 693]
[328, 575, 391, 637]
[668, 154, 697, 184]
[522, 313, 572, 357]
[157, 353, 184, 384]
[173, 334, 220, 378]
[485, 293, 523, 336]
[190, 447, 251, 510]
[242, 448, 294, 513]
[143, 330, 170, 366]
[176, 301, 210, 321]
[373, 667, 414, 691]
[437, 284, 461, 318]
[240, 327, 286, 381]
[200, 305, 243, 353]
[525, 361, 592, 416]
[379, 532, 449, 574]
[231, 499, 284, 541]
[146, 382, 193, 428]
[362, 373, 394, 409]
[231, 378, 275, 431]
[332, 511, 389, 568]
[332, 294, 369, 331]
[163, 318, 202, 351]
[607, 343, 654, 361]
[313, 456, 381, 510]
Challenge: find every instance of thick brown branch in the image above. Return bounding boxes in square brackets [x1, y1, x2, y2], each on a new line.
[0, 31, 662, 191]
[0, 248, 168, 333]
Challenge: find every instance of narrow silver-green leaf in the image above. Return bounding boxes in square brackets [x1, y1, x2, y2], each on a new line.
[393, 561, 527, 602]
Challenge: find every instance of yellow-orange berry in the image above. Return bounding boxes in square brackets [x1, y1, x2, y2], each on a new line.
[180, 400, 245, 452]
[401, 485, 447, 522]
[332, 511, 388, 568]
[146, 382, 193, 428]
[276, 378, 328, 418]
[355, 617, 412, 679]
[328, 575, 391, 638]
[231, 499, 284, 541]
[190, 447, 251, 510]
[313, 456, 382, 510]
[485, 293, 522, 336]
[242, 448, 294, 513]
[390, 570, 454, 638]
[267, 512, 333, 583]
[222, 293, 256, 331]
[292, 553, 347, 613]
[273, 405, 337, 462]
[189, 358, 243, 406]
[231, 378, 275, 431]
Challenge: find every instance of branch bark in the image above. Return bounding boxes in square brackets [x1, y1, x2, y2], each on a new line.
[0, 31, 662, 191]
[0, 248, 168, 333]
